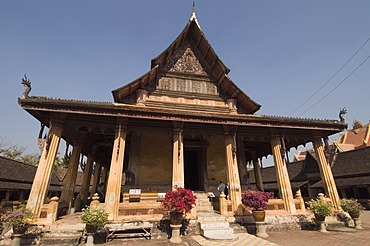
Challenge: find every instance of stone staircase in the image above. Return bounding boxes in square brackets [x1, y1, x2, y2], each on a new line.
[195, 191, 215, 212]
[40, 223, 84, 245]
[195, 192, 238, 240]
[40, 213, 85, 245]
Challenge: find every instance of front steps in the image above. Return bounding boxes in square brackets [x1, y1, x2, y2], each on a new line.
[198, 211, 238, 240]
[194, 192, 237, 240]
[40, 227, 83, 245]
[40, 221, 84, 245]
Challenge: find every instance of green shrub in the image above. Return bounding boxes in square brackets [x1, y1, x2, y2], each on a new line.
[81, 206, 108, 228]
[306, 199, 333, 217]
[340, 198, 364, 216]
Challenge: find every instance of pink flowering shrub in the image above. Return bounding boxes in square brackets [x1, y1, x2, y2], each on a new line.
[241, 190, 273, 211]
[0, 205, 34, 228]
[161, 186, 197, 214]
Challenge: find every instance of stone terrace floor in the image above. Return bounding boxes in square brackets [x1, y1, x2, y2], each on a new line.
[99, 211, 370, 246]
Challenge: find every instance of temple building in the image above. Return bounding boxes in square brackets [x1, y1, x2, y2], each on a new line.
[19, 11, 346, 222]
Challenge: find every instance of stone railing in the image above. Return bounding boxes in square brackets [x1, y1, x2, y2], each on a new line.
[219, 190, 307, 216]
[218, 192, 234, 216]
[122, 192, 165, 203]
[90, 193, 101, 208]
[38, 196, 59, 223]
[317, 192, 332, 203]
[266, 190, 306, 213]
[118, 202, 164, 216]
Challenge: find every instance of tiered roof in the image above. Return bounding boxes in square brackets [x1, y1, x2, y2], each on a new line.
[112, 12, 261, 114]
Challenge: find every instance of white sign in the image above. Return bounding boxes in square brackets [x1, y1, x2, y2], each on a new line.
[129, 189, 141, 195]
[158, 193, 166, 198]
[208, 192, 215, 198]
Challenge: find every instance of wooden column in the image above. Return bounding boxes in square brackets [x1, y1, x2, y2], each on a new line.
[313, 136, 341, 210]
[224, 126, 242, 214]
[101, 166, 108, 185]
[90, 162, 102, 197]
[77, 148, 96, 210]
[19, 191, 25, 201]
[59, 138, 83, 213]
[236, 136, 248, 185]
[172, 122, 184, 188]
[251, 151, 264, 191]
[105, 118, 127, 220]
[5, 191, 11, 201]
[271, 135, 296, 214]
[26, 116, 64, 218]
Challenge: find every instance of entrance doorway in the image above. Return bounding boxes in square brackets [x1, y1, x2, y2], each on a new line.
[184, 149, 202, 191]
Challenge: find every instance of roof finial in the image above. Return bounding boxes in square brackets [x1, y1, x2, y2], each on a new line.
[190, 0, 197, 21]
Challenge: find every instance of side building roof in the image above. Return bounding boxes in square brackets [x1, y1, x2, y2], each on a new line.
[0, 156, 62, 191]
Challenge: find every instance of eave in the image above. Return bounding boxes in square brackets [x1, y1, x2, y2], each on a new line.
[19, 97, 346, 135]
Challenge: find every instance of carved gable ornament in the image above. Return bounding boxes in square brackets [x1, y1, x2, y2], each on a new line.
[166, 47, 207, 76]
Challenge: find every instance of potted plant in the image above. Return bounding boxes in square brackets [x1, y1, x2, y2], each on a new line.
[161, 186, 196, 243]
[0, 204, 34, 235]
[306, 198, 333, 232]
[161, 186, 197, 224]
[340, 198, 364, 229]
[340, 198, 364, 219]
[81, 206, 109, 234]
[241, 190, 273, 222]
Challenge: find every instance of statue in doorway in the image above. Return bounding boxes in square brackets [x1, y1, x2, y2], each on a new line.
[96, 182, 105, 203]
[125, 171, 135, 186]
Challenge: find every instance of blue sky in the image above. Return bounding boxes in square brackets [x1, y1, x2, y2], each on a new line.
[1, 0, 369, 156]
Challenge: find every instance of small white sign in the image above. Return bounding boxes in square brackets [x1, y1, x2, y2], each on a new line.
[158, 193, 166, 198]
[208, 192, 215, 198]
[129, 189, 141, 195]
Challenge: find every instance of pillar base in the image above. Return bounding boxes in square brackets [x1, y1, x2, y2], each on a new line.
[12, 234, 22, 246]
[318, 221, 327, 233]
[255, 222, 268, 238]
[170, 224, 182, 243]
[353, 218, 363, 230]
[86, 233, 94, 246]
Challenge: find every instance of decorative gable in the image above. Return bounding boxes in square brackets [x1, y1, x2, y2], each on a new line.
[166, 46, 208, 76]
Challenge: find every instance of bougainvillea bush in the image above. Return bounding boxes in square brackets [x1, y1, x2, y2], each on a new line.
[161, 186, 197, 214]
[0, 205, 34, 228]
[241, 190, 273, 211]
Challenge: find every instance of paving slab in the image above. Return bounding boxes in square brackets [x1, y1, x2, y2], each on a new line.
[265, 210, 370, 246]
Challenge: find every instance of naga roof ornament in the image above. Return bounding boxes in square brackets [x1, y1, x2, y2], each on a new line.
[21, 73, 31, 99]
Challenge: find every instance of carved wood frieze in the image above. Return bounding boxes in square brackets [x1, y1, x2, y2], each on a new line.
[158, 77, 217, 95]
[166, 46, 207, 76]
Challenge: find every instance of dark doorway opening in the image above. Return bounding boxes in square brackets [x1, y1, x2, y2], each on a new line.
[184, 150, 201, 191]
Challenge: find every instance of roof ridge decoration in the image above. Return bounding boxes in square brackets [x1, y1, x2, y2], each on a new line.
[21, 74, 32, 99]
[190, 2, 201, 30]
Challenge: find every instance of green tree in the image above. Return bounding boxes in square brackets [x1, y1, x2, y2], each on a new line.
[352, 119, 363, 130]
[0, 139, 39, 165]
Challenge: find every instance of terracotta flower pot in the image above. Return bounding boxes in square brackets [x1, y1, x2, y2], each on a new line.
[252, 210, 266, 222]
[169, 212, 184, 225]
